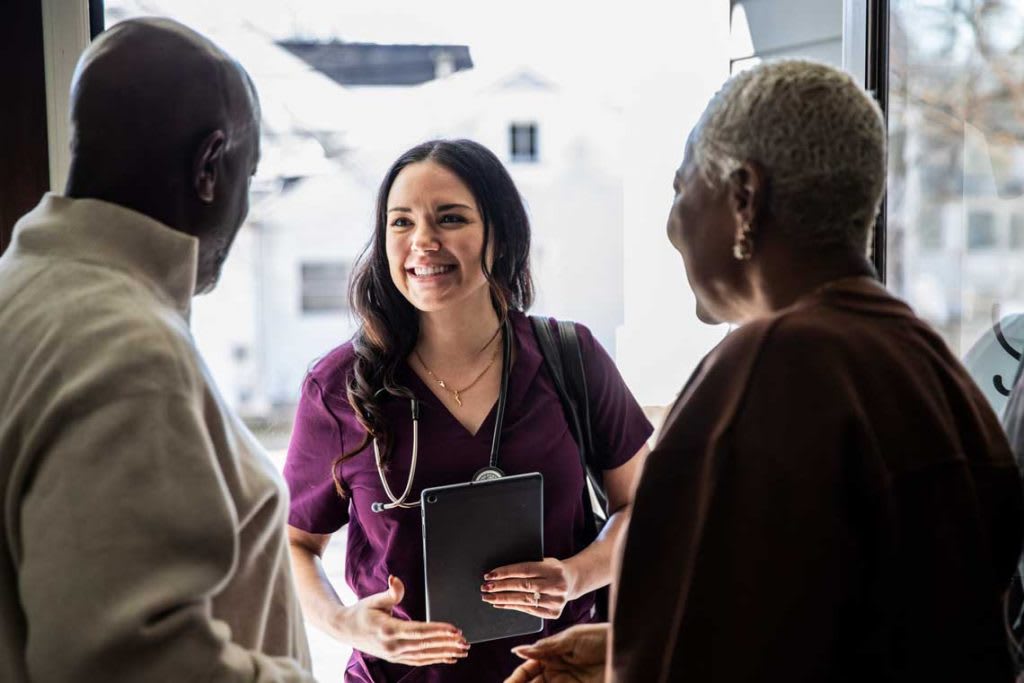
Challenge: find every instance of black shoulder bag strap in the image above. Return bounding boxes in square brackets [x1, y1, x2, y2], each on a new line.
[529, 317, 609, 530]
[530, 316, 612, 619]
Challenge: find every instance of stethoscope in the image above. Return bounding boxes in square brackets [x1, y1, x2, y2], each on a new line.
[371, 319, 514, 513]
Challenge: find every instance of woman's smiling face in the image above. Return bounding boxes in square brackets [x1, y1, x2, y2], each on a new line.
[385, 160, 491, 313]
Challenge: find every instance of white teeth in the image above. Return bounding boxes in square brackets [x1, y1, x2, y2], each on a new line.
[413, 265, 454, 276]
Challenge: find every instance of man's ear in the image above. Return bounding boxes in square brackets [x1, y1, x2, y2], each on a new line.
[193, 130, 227, 204]
[727, 161, 767, 232]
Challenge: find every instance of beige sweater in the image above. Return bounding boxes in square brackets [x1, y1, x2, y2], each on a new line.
[0, 195, 315, 682]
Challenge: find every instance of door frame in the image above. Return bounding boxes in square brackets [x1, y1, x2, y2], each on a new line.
[0, 0, 101, 255]
[844, 0, 890, 281]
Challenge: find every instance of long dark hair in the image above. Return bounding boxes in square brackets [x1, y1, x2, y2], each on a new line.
[332, 139, 534, 495]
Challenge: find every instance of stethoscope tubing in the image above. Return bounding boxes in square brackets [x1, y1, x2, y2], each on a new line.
[371, 400, 421, 511]
[372, 319, 514, 513]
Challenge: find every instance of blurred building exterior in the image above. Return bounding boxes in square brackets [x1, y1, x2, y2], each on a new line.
[108, 1, 628, 420]
[106, 0, 1024, 423]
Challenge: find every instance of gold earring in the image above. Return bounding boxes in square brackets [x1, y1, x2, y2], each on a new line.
[732, 223, 754, 261]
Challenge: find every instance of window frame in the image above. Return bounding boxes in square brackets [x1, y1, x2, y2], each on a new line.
[844, 0, 890, 282]
[508, 121, 539, 163]
[299, 261, 351, 314]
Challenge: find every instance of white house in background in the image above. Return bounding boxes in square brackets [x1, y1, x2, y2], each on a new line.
[414, 68, 626, 352]
[248, 167, 376, 409]
[109, 1, 627, 416]
[249, 63, 626, 413]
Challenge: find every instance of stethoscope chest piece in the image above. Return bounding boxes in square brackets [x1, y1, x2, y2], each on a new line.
[471, 466, 505, 483]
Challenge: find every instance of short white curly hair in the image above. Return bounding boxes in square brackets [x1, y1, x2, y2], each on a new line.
[692, 59, 886, 253]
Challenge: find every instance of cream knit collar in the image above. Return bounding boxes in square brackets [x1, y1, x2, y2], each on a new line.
[9, 193, 199, 319]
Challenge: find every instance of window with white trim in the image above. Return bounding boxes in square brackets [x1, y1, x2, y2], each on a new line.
[509, 122, 538, 162]
[300, 262, 349, 313]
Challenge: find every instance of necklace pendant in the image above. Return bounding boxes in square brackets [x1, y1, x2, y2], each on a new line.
[437, 380, 447, 389]
[453, 391, 463, 407]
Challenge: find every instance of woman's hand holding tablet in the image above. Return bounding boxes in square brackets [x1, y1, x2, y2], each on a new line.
[480, 557, 578, 619]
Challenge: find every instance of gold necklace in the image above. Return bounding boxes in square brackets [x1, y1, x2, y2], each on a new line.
[415, 332, 501, 408]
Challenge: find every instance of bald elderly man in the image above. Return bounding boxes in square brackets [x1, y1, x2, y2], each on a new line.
[0, 19, 315, 682]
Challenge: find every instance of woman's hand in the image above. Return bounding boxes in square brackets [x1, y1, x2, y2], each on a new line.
[481, 557, 579, 619]
[338, 575, 470, 666]
[504, 623, 608, 683]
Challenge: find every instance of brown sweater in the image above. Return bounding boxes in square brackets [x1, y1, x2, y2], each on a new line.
[612, 277, 1023, 682]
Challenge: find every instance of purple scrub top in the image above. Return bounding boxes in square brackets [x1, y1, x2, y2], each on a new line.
[284, 312, 653, 683]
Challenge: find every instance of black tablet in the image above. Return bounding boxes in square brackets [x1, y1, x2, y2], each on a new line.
[420, 472, 544, 644]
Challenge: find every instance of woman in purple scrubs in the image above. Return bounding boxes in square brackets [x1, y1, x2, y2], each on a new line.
[284, 139, 652, 682]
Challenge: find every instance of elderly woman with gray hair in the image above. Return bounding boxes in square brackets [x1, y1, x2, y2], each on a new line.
[506, 59, 1023, 683]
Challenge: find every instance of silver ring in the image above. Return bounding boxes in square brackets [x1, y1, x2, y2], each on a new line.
[532, 591, 541, 606]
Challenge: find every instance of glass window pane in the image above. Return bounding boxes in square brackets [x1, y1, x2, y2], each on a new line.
[509, 122, 538, 162]
[300, 262, 349, 313]
[1012, 214, 1024, 248]
[967, 211, 997, 250]
[917, 203, 945, 249]
[887, 0, 1024, 419]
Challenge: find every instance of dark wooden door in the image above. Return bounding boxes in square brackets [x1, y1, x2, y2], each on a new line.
[0, 0, 51, 255]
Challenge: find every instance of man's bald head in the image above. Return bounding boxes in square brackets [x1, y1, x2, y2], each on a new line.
[66, 18, 261, 294]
